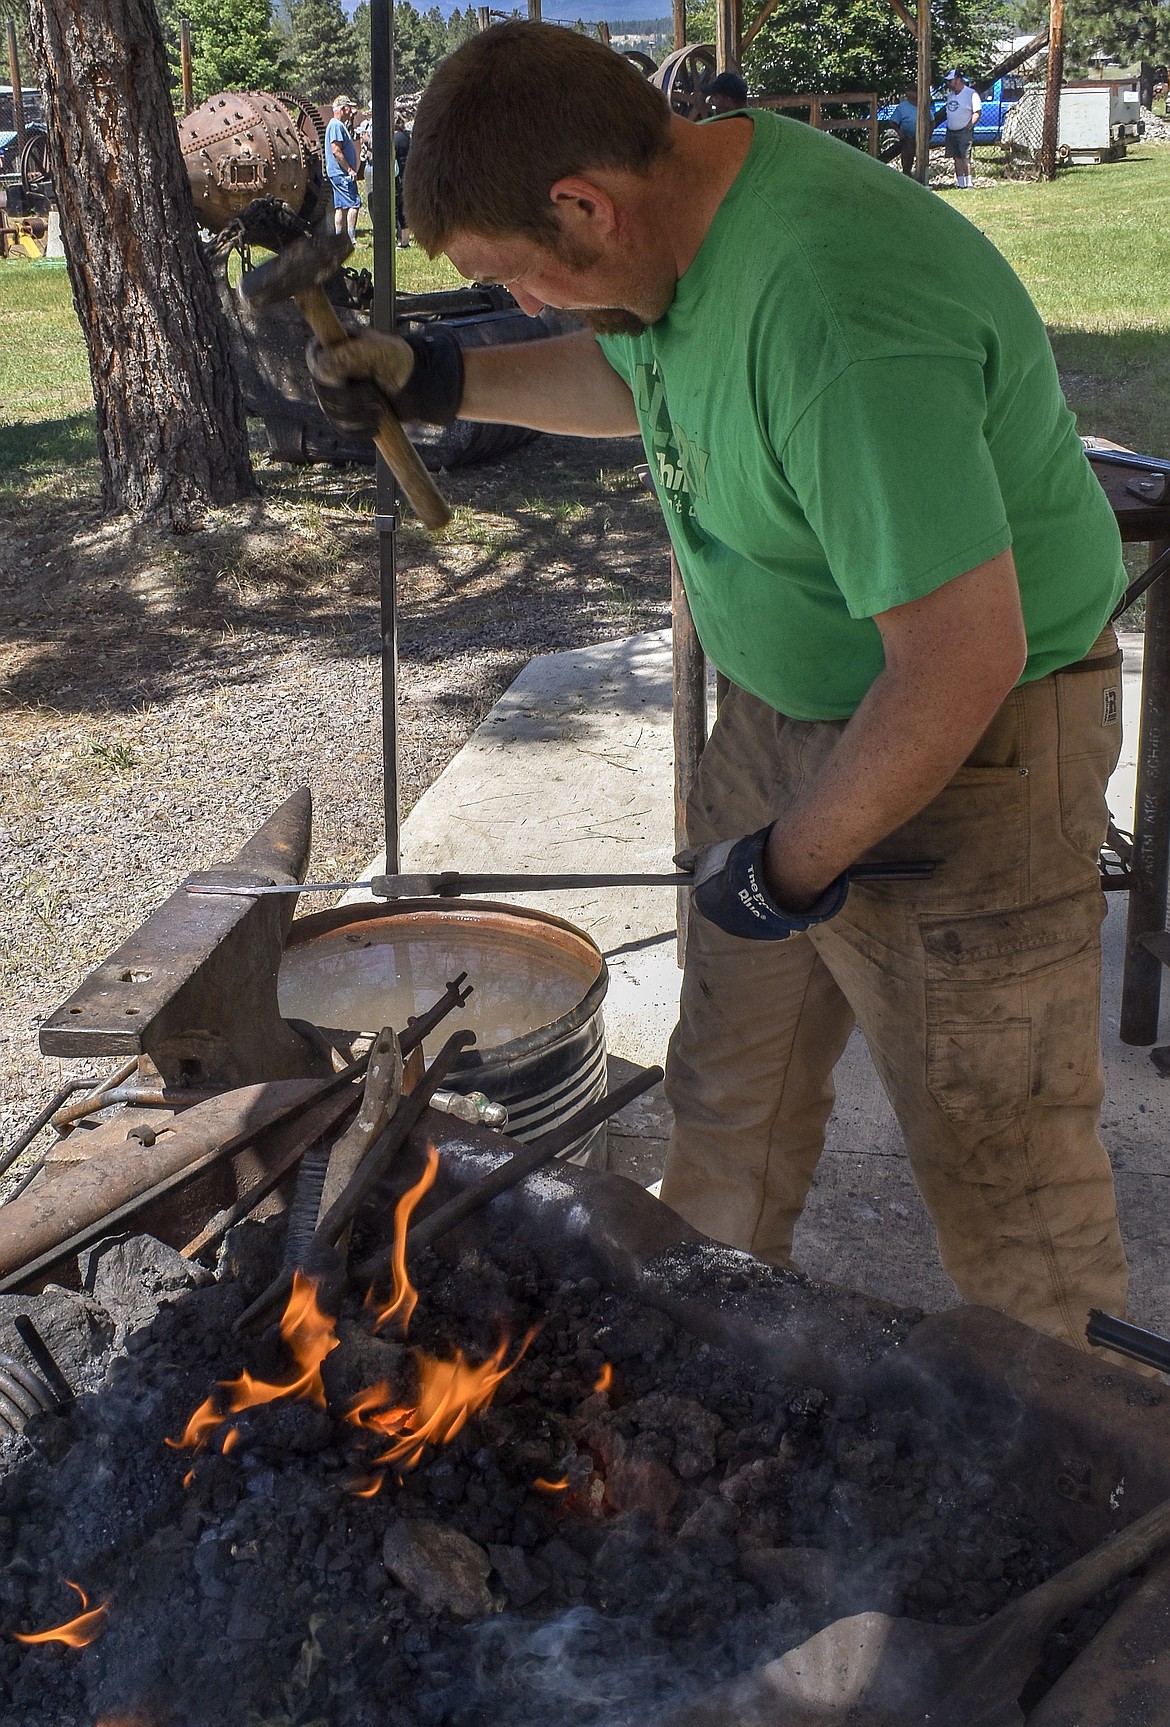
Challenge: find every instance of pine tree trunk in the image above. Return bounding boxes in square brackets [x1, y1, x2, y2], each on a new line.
[25, 0, 255, 528]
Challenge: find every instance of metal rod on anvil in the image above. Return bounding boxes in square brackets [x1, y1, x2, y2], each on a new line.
[185, 860, 938, 899]
[354, 1062, 665, 1286]
[232, 1027, 477, 1333]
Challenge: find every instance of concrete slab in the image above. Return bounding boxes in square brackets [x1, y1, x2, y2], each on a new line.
[357, 625, 1170, 1336]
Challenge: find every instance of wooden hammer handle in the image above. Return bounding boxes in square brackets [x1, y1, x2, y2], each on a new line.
[300, 285, 453, 532]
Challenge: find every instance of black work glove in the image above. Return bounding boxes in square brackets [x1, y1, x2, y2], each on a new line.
[677, 825, 849, 941]
[306, 326, 465, 434]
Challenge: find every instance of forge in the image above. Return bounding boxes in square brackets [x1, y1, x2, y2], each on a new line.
[4, 790, 1170, 1726]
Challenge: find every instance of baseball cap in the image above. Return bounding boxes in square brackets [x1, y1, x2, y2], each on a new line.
[333, 94, 355, 110]
[944, 69, 963, 81]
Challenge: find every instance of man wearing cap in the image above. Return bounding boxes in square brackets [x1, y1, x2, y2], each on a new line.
[306, 23, 1131, 1358]
[944, 70, 982, 187]
[703, 71, 749, 116]
[326, 94, 362, 242]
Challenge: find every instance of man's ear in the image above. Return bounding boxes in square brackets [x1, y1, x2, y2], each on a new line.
[548, 175, 618, 239]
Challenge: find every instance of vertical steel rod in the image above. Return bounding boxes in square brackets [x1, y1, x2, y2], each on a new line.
[915, 1, 931, 185]
[371, 0, 401, 872]
[6, 20, 25, 154]
[179, 20, 194, 115]
[1122, 539, 1170, 1045]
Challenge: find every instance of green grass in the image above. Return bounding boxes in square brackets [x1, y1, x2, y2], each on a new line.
[936, 143, 1170, 457]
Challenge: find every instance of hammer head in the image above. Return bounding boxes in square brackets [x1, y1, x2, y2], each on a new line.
[239, 232, 354, 315]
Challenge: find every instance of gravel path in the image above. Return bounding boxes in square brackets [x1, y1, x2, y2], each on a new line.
[0, 434, 671, 1149]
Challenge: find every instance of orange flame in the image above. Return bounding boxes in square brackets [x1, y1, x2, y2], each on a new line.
[371, 1146, 440, 1336]
[534, 1476, 570, 1493]
[593, 1363, 613, 1393]
[166, 1271, 339, 1453]
[13, 1579, 108, 1648]
[345, 1330, 535, 1473]
[346, 1473, 384, 1499]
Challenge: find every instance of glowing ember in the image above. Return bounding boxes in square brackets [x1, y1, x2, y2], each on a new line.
[534, 1476, 570, 1493]
[371, 1145, 440, 1336]
[167, 1270, 339, 1453]
[593, 1363, 613, 1393]
[13, 1579, 108, 1648]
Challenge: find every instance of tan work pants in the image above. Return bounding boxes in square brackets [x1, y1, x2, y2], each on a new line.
[662, 632, 1127, 1351]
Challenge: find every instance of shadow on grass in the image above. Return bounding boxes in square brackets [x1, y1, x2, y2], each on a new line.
[0, 411, 98, 491]
[0, 431, 673, 721]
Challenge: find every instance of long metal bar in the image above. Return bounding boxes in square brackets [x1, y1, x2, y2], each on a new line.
[0, 1077, 96, 1181]
[179, 19, 194, 114]
[1121, 537, 1170, 1044]
[1086, 1310, 1170, 1375]
[186, 859, 936, 900]
[371, 0, 401, 872]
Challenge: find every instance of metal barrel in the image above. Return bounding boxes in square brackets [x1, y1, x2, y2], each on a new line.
[278, 900, 612, 1167]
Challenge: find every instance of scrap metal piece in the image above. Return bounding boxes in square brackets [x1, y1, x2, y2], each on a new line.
[39, 788, 327, 1091]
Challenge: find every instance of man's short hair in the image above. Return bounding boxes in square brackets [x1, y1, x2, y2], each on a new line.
[404, 21, 672, 255]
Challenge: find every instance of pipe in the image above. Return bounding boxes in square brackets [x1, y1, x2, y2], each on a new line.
[1086, 1309, 1170, 1375]
[13, 1315, 74, 1408]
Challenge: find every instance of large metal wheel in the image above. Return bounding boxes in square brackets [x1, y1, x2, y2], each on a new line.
[621, 49, 659, 78]
[18, 128, 52, 215]
[653, 45, 717, 120]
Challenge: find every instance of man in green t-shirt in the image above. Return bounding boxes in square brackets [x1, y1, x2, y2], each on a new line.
[308, 23, 1130, 1354]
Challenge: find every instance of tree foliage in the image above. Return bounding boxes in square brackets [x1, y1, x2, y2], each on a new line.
[1018, 0, 1170, 73]
[160, 0, 287, 102]
[289, 0, 361, 101]
[351, 2, 480, 96]
[689, 0, 1008, 102]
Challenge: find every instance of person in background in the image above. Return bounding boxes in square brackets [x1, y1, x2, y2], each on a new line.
[889, 84, 919, 175]
[354, 112, 373, 231]
[394, 116, 412, 247]
[944, 70, 981, 188]
[703, 71, 748, 115]
[326, 94, 361, 242]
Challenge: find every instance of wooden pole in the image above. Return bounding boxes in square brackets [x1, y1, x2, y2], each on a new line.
[6, 20, 26, 154]
[715, 0, 741, 73]
[476, 6, 491, 29]
[672, 554, 708, 962]
[914, 0, 931, 185]
[672, 0, 686, 49]
[598, 20, 610, 45]
[527, 0, 541, 19]
[179, 19, 194, 115]
[1040, 0, 1065, 180]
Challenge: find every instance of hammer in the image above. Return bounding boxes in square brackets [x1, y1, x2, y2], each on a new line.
[239, 233, 452, 532]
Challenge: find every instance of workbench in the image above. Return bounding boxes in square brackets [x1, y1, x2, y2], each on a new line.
[1088, 453, 1170, 1047]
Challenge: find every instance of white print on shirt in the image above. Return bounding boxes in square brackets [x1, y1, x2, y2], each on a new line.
[946, 86, 982, 128]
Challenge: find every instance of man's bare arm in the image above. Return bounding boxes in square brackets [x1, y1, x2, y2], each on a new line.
[764, 548, 1028, 908]
[459, 329, 641, 436]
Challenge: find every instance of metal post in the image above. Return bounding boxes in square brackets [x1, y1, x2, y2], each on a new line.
[6, 20, 25, 154]
[915, 1, 931, 185]
[1121, 537, 1170, 1045]
[672, 554, 708, 963]
[1040, 0, 1065, 180]
[370, 0, 400, 872]
[179, 20, 194, 115]
[715, 0, 741, 73]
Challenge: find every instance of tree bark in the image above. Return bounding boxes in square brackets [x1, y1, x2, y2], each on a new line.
[25, 0, 255, 528]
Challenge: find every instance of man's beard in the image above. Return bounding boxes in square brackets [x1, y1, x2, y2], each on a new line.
[580, 308, 649, 337]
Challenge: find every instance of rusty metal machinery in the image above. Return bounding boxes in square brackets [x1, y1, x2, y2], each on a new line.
[652, 45, 717, 120]
[178, 90, 328, 234]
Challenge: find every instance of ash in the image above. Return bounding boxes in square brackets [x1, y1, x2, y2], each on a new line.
[0, 1223, 1086, 1726]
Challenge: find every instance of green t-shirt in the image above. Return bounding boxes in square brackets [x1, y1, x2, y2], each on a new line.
[598, 112, 1125, 721]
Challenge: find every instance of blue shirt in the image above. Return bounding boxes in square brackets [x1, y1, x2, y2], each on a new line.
[325, 117, 357, 179]
[889, 100, 917, 135]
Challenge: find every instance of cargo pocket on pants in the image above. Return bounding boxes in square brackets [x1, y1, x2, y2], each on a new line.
[921, 893, 1104, 1125]
[1055, 651, 1123, 861]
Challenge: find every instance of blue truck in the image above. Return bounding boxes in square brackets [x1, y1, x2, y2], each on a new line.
[879, 75, 1025, 150]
